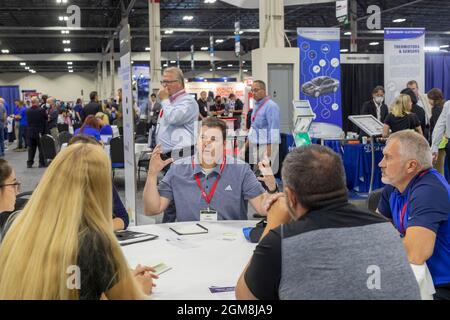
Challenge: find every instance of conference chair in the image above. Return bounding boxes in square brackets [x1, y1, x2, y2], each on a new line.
[367, 188, 384, 213]
[110, 136, 125, 179]
[40, 134, 57, 166]
[135, 121, 148, 137]
[57, 123, 69, 133]
[58, 131, 73, 148]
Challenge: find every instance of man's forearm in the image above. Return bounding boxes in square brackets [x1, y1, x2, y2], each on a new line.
[143, 174, 162, 215]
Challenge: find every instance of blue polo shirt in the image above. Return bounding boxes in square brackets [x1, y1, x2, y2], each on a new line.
[19, 107, 28, 126]
[248, 97, 281, 145]
[100, 124, 113, 136]
[158, 155, 266, 221]
[75, 126, 101, 141]
[378, 168, 450, 286]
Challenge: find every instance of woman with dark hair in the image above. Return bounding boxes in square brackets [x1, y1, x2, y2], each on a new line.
[428, 88, 446, 175]
[401, 87, 426, 138]
[74, 115, 102, 141]
[0, 159, 20, 236]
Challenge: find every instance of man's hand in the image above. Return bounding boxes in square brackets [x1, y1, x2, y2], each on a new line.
[432, 152, 438, 163]
[267, 197, 292, 226]
[133, 264, 158, 295]
[158, 87, 170, 101]
[257, 160, 276, 192]
[263, 193, 285, 213]
[148, 144, 173, 177]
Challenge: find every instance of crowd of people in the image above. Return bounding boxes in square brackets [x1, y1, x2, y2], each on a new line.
[0, 68, 448, 300]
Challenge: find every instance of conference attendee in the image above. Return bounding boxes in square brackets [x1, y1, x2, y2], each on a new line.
[0, 102, 6, 157]
[47, 97, 59, 141]
[247, 80, 281, 166]
[377, 131, 450, 300]
[68, 135, 129, 230]
[95, 112, 113, 136]
[428, 88, 446, 174]
[74, 98, 83, 123]
[39, 95, 49, 111]
[0, 143, 156, 299]
[0, 159, 18, 215]
[14, 100, 28, 151]
[210, 96, 225, 116]
[143, 117, 276, 221]
[82, 91, 101, 122]
[147, 93, 161, 130]
[401, 88, 426, 137]
[431, 98, 450, 176]
[197, 91, 208, 120]
[154, 67, 198, 222]
[235, 144, 420, 300]
[74, 115, 102, 141]
[407, 80, 432, 137]
[382, 94, 422, 138]
[361, 86, 388, 123]
[13, 99, 22, 149]
[26, 97, 47, 168]
[228, 93, 244, 130]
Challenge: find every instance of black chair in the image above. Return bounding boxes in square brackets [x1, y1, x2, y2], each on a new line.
[40, 134, 57, 166]
[137, 151, 151, 184]
[110, 136, 125, 178]
[58, 131, 73, 148]
[57, 123, 69, 133]
[136, 121, 148, 137]
[73, 122, 82, 131]
[135, 135, 148, 143]
[14, 191, 33, 211]
[118, 126, 124, 136]
[367, 188, 384, 213]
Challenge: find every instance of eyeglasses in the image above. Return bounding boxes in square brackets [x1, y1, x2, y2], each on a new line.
[160, 80, 179, 85]
[251, 88, 262, 93]
[0, 182, 21, 194]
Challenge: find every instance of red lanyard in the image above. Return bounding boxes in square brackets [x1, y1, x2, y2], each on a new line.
[252, 97, 271, 122]
[192, 156, 226, 206]
[160, 90, 186, 119]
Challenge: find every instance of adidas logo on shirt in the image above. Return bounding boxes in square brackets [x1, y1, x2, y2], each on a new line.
[225, 185, 233, 191]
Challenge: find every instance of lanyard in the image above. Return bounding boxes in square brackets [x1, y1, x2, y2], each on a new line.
[160, 90, 186, 119]
[251, 97, 271, 122]
[192, 156, 226, 207]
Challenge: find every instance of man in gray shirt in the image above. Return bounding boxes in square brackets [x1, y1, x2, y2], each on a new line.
[236, 145, 421, 300]
[143, 117, 277, 221]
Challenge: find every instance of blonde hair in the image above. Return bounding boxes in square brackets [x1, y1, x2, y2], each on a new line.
[0, 144, 140, 299]
[390, 94, 412, 117]
[95, 112, 109, 124]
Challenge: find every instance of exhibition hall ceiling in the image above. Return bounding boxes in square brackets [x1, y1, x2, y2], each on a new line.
[0, 0, 448, 72]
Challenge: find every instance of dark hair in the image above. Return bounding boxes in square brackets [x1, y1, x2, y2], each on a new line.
[0, 159, 13, 187]
[89, 91, 98, 101]
[76, 98, 82, 104]
[79, 115, 102, 132]
[201, 117, 227, 142]
[68, 135, 102, 146]
[407, 80, 419, 88]
[229, 93, 236, 99]
[400, 88, 418, 104]
[253, 80, 266, 91]
[372, 86, 385, 95]
[427, 88, 445, 108]
[281, 145, 348, 210]
[150, 93, 156, 98]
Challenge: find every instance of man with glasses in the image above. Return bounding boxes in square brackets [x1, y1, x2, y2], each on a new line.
[154, 67, 199, 222]
[245, 80, 280, 171]
[144, 117, 276, 222]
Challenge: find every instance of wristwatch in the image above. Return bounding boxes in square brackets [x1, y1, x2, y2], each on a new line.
[267, 185, 279, 194]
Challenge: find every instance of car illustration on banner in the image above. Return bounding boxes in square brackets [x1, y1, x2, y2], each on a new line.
[301, 76, 340, 98]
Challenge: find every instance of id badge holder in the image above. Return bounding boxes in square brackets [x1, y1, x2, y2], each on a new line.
[200, 208, 218, 222]
[150, 111, 154, 117]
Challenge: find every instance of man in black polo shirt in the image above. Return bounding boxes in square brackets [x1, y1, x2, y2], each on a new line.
[236, 145, 421, 300]
[26, 97, 47, 168]
[82, 91, 101, 122]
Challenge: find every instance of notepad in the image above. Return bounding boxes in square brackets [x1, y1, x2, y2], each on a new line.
[169, 223, 209, 235]
[115, 230, 158, 246]
[152, 263, 172, 276]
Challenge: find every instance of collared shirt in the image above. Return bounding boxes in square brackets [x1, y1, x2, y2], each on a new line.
[374, 101, 382, 122]
[248, 97, 280, 145]
[19, 106, 28, 126]
[431, 100, 450, 153]
[158, 155, 266, 221]
[378, 169, 450, 286]
[156, 89, 199, 154]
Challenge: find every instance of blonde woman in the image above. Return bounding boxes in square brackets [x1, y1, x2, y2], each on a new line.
[382, 94, 422, 138]
[0, 143, 156, 299]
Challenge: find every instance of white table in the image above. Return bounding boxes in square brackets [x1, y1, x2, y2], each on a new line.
[122, 220, 257, 300]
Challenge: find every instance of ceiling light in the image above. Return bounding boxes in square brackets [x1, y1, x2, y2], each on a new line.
[201, 47, 209, 51]
[183, 16, 194, 21]
[56, 0, 68, 3]
[64, 48, 71, 52]
[239, 31, 244, 35]
[25, 67, 30, 70]
[63, 16, 69, 21]
[1, 49, 10, 54]
[131, 60, 134, 64]
[67, 61, 72, 65]
[209, 69, 213, 72]
[369, 42, 380, 46]
[164, 30, 174, 34]
[61, 30, 70, 34]
[163, 63, 168, 67]
[217, 67, 222, 70]
[215, 39, 224, 44]
[170, 60, 176, 63]
[227, 64, 233, 67]
[145, 47, 151, 51]
[340, 49, 349, 53]
[20, 62, 26, 66]
[439, 45, 449, 49]
[393, 18, 406, 23]
[344, 32, 351, 36]
[62, 40, 71, 44]
[424, 46, 440, 52]
[68, 70, 74, 73]
[58, 16, 64, 21]
[243, 69, 248, 73]
[68, 66, 73, 69]
[204, 0, 217, 3]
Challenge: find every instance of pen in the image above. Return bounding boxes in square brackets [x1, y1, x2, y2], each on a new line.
[196, 223, 209, 232]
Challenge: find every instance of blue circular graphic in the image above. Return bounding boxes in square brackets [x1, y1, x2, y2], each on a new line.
[308, 50, 317, 60]
[321, 108, 331, 119]
[321, 44, 330, 54]
[323, 96, 332, 104]
[301, 42, 310, 51]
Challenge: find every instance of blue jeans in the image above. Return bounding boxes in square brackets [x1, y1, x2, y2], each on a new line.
[0, 125, 5, 156]
[18, 125, 27, 149]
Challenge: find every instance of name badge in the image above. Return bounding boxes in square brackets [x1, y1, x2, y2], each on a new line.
[200, 209, 218, 222]
[150, 111, 154, 117]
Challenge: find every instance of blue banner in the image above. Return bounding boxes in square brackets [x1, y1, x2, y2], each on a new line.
[297, 28, 342, 137]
